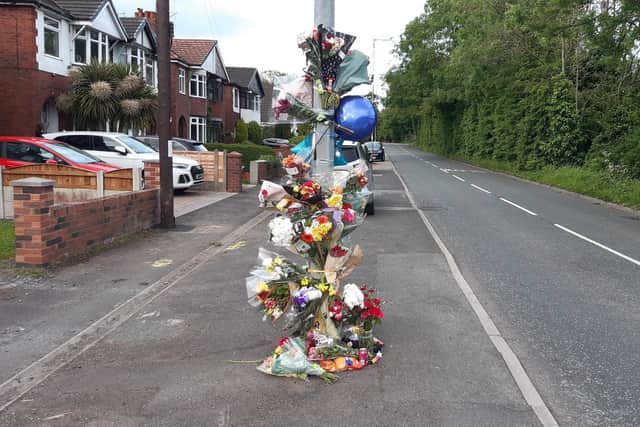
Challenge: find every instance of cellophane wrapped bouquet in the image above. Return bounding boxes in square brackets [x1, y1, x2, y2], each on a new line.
[246, 149, 384, 383]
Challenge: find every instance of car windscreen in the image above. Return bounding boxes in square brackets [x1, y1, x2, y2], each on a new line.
[341, 146, 360, 163]
[191, 144, 208, 152]
[44, 142, 101, 164]
[366, 142, 381, 150]
[117, 136, 157, 154]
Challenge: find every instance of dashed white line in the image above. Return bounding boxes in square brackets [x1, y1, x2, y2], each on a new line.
[499, 198, 538, 216]
[471, 184, 492, 194]
[432, 164, 440, 168]
[390, 162, 558, 427]
[554, 224, 640, 267]
[452, 174, 466, 182]
[440, 168, 450, 174]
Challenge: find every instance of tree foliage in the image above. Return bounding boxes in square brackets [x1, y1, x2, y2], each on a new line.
[383, 0, 640, 177]
[247, 120, 263, 143]
[235, 119, 248, 143]
[57, 62, 157, 132]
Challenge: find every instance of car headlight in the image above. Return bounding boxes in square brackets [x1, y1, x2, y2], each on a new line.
[173, 163, 189, 169]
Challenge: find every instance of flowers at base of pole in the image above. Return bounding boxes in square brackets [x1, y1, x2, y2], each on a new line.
[329, 298, 344, 321]
[282, 154, 310, 178]
[268, 216, 296, 247]
[293, 286, 323, 308]
[342, 283, 365, 310]
[326, 192, 343, 209]
[353, 285, 384, 331]
[297, 180, 321, 201]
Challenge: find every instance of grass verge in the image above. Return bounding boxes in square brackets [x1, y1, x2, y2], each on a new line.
[449, 156, 640, 211]
[0, 221, 15, 261]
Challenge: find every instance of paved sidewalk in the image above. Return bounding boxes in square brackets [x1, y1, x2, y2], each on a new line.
[0, 170, 542, 426]
[173, 190, 236, 218]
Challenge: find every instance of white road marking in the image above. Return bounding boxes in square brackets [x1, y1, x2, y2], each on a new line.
[471, 184, 492, 194]
[554, 224, 640, 267]
[391, 162, 558, 427]
[452, 174, 466, 182]
[440, 168, 450, 174]
[432, 164, 440, 168]
[500, 198, 538, 216]
[373, 174, 383, 177]
[0, 210, 272, 414]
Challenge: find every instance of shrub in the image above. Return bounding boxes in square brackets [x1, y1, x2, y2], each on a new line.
[235, 119, 248, 143]
[247, 121, 263, 143]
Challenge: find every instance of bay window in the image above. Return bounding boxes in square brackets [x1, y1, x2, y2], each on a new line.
[128, 48, 156, 86]
[190, 117, 206, 142]
[190, 74, 206, 98]
[73, 27, 110, 64]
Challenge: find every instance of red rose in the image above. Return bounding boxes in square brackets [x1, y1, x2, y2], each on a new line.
[301, 233, 314, 243]
[317, 215, 329, 224]
[361, 311, 369, 319]
[364, 300, 372, 309]
[373, 298, 381, 306]
[344, 203, 352, 209]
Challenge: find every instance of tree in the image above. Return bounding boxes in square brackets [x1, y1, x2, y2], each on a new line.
[235, 119, 248, 143]
[247, 121, 263, 143]
[56, 62, 157, 132]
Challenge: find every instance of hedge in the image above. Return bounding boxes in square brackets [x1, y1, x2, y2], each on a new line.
[205, 142, 276, 169]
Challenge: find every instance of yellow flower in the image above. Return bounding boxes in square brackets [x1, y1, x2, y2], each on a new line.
[301, 277, 309, 286]
[257, 281, 269, 293]
[274, 346, 282, 355]
[311, 223, 332, 241]
[327, 193, 343, 209]
[328, 286, 336, 296]
[317, 282, 329, 293]
[273, 256, 283, 265]
[293, 185, 300, 193]
[276, 199, 289, 211]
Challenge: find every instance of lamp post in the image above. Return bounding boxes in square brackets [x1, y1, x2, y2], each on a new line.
[312, 0, 335, 182]
[371, 37, 393, 141]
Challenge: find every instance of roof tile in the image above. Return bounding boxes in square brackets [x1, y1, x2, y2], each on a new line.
[171, 39, 216, 66]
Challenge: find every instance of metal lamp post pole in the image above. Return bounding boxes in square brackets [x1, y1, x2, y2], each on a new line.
[312, 0, 335, 182]
[371, 37, 392, 142]
[156, 0, 174, 228]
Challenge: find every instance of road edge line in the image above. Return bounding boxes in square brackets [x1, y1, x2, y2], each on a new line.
[390, 159, 558, 427]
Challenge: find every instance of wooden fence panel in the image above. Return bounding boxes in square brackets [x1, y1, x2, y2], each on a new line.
[104, 169, 134, 191]
[2, 164, 97, 189]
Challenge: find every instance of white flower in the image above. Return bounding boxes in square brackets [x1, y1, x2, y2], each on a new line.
[343, 283, 364, 309]
[268, 216, 296, 247]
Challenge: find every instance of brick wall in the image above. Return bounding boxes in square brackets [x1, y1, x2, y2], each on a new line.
[226, 152, 242, 193]
[12, 178, 160, 267]
[0, 6, 68, 135]
[171, 62, 207, 139]
[143, 161, 161, 189]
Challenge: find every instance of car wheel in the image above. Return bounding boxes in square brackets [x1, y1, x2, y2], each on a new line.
[365, 200, 375, 215]
[381, 154, 385, 161]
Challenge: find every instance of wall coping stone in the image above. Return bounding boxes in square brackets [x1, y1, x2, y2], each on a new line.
[227, 151, 242, 158]
[10, 177, 55, 187]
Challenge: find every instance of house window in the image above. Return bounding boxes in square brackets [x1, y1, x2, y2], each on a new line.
[240, 91, 247, 109]
[190, 74, 206, 98]
[232, 88, 239, 110]
[178, 69, 186, 94]
[73, 28, 109, 64]
[207, 119, 223, 143]
[209, 79, 223, 103]
[254, 96, 260, 111]
[130, 48, 142, 72]
[190, 116, 206, 142]
[145, 56, 154, 86]
[44, 16, 60, 57]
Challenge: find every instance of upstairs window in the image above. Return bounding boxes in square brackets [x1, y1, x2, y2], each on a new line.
[178, 69, 186, 94]
[232, 87, 239, 111]
[144, 56, 154, 86]
[73, 28, 110, 64]
[44, 16, 60, 57]
[190, 74, 206, 98]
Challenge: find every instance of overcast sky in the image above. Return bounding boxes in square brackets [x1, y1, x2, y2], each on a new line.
[113, 0, 425, 96]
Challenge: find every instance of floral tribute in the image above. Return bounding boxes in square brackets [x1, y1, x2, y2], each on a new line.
[246, 152, 384, 383]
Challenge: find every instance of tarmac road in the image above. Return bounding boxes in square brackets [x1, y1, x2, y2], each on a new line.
[0, 157, 543, 426]
[390, 144, 640, 426]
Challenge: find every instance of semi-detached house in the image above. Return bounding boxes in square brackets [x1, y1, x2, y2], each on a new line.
[0, 0, 160, 135]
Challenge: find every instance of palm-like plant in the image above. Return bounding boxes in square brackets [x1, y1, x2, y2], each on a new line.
[57, 62, 157, 132]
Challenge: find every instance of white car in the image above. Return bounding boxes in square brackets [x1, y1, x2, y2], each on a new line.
[43, 131, 204, 191]
[335, 139, 375, 214]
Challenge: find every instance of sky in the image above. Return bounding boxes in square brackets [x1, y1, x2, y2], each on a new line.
[112, 0, 426, 97]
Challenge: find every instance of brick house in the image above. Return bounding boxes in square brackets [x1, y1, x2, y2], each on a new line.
[0, 0, 139, 135]
[170, 39, 235, 144]
[226, 67, 265, 126]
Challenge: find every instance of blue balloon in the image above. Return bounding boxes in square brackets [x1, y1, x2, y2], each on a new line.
[334, 96, 377, 141]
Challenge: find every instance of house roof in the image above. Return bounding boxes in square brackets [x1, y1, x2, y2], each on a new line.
[171, 39, 216, 66]
[120, 17, 144, 39]
[55, 0, 106, 20]
[0, 0, 72, 18]
[227, 67, 257, 88]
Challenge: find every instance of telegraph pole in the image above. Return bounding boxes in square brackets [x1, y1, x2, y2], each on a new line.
[156, 0, 175, 228]
[312, 0, 335, 182]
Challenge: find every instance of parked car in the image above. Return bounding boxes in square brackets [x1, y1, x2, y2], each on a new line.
[335, 139, 375, 215]
[137, 136, 208, 152]
[262, 138, 290, 147]
[364, 141, 385, 162]
[0, 136, 120, 172]
[43, 131, 204, 191]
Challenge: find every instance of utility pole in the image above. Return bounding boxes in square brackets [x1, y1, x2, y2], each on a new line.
[156, 0, 175, 228]
[312, 0, 335, 183]
[371, 37, 392, 141]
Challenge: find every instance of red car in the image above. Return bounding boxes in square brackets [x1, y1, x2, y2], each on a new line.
[0, 137, 120, 172]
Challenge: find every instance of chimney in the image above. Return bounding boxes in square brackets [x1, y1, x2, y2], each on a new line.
[143, 10, 158, 33]
[134, 7, 144, 18]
